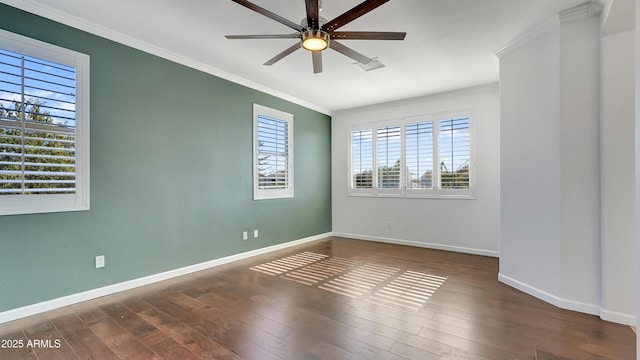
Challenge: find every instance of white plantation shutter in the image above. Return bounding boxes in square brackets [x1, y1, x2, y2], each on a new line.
[405, 121, 433, 190]
[350, 128, 373, 189]
[253, 104, 293, 200]
[0, 49, 77, 194]
[439, 117, 470, 189]
[0, 29, 89, 215]
[376, 125, 401, 190]
[257, 115, 289, 189]
[348, 114, 472, 198]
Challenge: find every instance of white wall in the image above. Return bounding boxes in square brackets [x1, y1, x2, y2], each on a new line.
[601, 29, 636, 321]
[498, 24, 564, 298]
[332, 84, 500, 256]
[559, 13, 602, 312]
[499, 4, 636, 325]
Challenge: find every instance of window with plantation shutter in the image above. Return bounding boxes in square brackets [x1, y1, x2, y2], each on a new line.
[348, 113, 472, 198]
[0, 29, 89, 215]
[253, 104, 293, 200]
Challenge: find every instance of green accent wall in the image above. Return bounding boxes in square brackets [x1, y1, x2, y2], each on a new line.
[0, 4, 332, 312]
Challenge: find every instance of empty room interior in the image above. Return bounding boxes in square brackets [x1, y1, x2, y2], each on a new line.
[0, 0, 638, 359]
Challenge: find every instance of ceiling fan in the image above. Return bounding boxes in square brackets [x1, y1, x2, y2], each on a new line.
[225, 0, 406, 73]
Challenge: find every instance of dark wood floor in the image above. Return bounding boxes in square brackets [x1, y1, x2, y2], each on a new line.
[0, 237, 635, 360]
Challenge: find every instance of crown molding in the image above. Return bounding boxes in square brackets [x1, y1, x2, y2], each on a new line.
[494, 1, 604, 59]
[494, 16, 559, 59]
[558, 1, 603, 23]
[598, 0, 614, 34]
[0, 0, 333, 116]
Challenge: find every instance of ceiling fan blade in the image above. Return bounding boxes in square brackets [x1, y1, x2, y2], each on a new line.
[329, 40, 372, 64]
[323, 0, 390, 32]
[305, 0, 320, 29]
[226, 34, 301, 39]
[230, 0, 304, 32]
[264, 42, 302, 66]
[312, 51, 322, 73]
[331, 31, 406, 41]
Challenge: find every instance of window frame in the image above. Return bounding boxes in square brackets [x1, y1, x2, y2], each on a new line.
[0, 29, 90, 216]
[253, 104, 294, 200]
[347, 112, 474, 199]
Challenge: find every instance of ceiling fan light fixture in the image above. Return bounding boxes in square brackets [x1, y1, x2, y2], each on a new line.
[302, 30, 330, 51]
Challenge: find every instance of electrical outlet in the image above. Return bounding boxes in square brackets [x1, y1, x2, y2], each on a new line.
[387, 221, 392, 229]
[254, 229, 259, 238]
[95, 255, 105, 268]
[242, 231, 248, 240]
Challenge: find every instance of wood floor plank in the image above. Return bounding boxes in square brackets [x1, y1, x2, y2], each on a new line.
[75, 307, 108, 325]
[207, 327, 285, 360]
[22, 321, 79, 360]
[143, 292, 285, 360]
[100, 302, 157, 338]
[338, 306, 424, 335]
[0, 330, 38, 360]
[146, 337, 201, 360]
[407, 328, 520, 360]
[309, 341, 363, 360]
[121, 297, 155, 314]
[422, 312, 536, 357]
[162, 289, 208, 311]
[389, 341, 443, 360]
[138, 329, 171, 348]
[51, 314, 120, 360]
[138, 307, 242, 360]
[88, 317, 161, 360]
[535, 349, 572, 360]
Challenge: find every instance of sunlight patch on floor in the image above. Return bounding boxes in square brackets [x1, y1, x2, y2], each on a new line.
[251, 252, 447, 311]
[281, 257, 360, 285]
[367, 271, 447, 310]
[250, 251, 327, 275]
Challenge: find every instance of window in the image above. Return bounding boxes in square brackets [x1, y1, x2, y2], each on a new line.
[253, 104, 293, 200]
[348, 114, 472, 198]
[0, 29, 90, 215]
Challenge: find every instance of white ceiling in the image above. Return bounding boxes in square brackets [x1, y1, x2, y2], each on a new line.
[1, 0, 632, 114]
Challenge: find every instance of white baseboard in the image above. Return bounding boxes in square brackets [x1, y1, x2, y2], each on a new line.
[332, 232, 499, 258]
[0, 232, 330, 325]
[599, 308, 638, 326]
[498, 273, 637, 326]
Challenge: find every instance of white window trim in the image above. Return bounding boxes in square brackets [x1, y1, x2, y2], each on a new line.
[253, 104, 294, 200]
[347, 111, 474, 199]
[0, 29, 90, 216]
